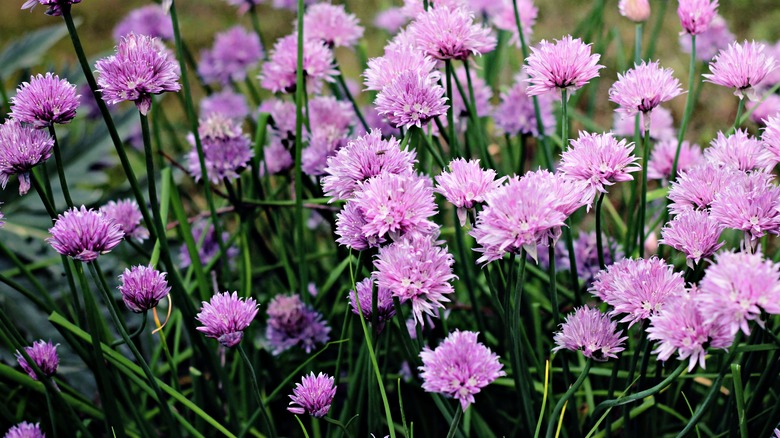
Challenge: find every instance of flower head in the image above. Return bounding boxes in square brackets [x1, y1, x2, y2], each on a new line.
[363, 44, 438, 92]
[703, 41, 777, 100]
[492, 0, 537, 47]
[660, 209, 723, 265]
[113, 5, 173, 41]
[609, 61, 684, 120]
[419, 330, 505, 411]
[763, 115, 780, 163]
[187, 114, 253, 184]
[47, 206, 124, 262]
[288, 372, 336, 417]
[10, 73, 79, 127]
[374, 70, 449, 129]
[303, 3, 364, 48]
[349, 278, 397, 332]
[15, 340, 59, 380]
[0, 119, 54, 195]
[260, 33, 337, 94]
[179, 219, 238, 268]
[704, 129, 773, 172]
[4, 422, 45, 438]
[679, 14, 734, 61]
[667, 163, 737, 214]
[647, 139, 703, 180]
[259, 139, 293, 176]
[335, 201, 386, 251]
[99, 199, 149, 242]
[495, 77, 555, 136]
[748, 94, 780, 125]
[200, 90, 249, 121]
[709, 171, 780, 240]
[552, 306, 627, 361]
[409, 6, 496, 61]
[619, 0, 650, 22]
[265, 294, 330, 354]
[435, 158, 503, 225]
[374, 7, 408, 33]
[524, 35, 604, 96]
[21, 0, 80, 16]
[196, 291, 258, 348]
[199, 26, 263, 85]
[118, 265, 171, 313]
[677, 0, 719, 35]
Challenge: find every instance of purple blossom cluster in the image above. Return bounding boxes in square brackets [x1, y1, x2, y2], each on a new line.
[265, 294, 330, 354]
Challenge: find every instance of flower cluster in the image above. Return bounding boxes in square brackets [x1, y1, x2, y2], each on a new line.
[47, 206, 124, 262]
[553, 306, 627, 361]
[265, 294, 330, 354]
[16, 340, 59, 381]
[196, 292, 258, 348]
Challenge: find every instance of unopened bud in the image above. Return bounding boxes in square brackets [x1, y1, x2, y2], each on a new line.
[619, 0, 651, 22]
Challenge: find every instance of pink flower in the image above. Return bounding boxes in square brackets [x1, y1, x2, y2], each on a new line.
[303, 3, 364, 48]
[619, 0, 650, 22]
[647, 139, 703, 180]
[524, 35, 604, 96]
[612, 106, 676, 142]
[409, 6, 496, 61]
[609, 61, 684, 122]
[667, 163, 738, 214]
[703, 41, 778, 100]
[660, 209, 723, 266]
[363, 43, 438, 92]
[704, 129, 774, 172]
[287, 373, 336, 417]
[709, 171, 780, 240]
[763, 115, 780, 163]
[491, 0, 538, 47]
[335, 201, 385, 251]
[677, 0, 719, 35]
[553, 306, 627, 361]
[374, 70, 449, 129]
[495, 75, 555, 136]
[679, 14, 734, 61]
[435, 158, 503, 225]
[260, 33, 337, 94]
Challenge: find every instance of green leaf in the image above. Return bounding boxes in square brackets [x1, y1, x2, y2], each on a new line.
[0, 21, 77, 77]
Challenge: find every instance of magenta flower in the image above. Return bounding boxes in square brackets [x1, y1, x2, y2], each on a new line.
[647, 139, 703, 180]
[47, 206, 124, 262]
[591, 257, 685, 327]
[677, 0, 719, 35]
[187, 114, 253, 184]
[335, 201, 386, 251]
[118, 265, 171, 313]
[763, 115, 780, 163]
[199, 26, 263, 85]
[710, 171, 780, 240]
[679, 14, 734, 61]
[21, 0, 80, 16]
[374, 70, 449, 129]
[703, 40, 778, 100]
[704, 129, 773, 172]
[660, 209, 723, 266]
[200, 90, 249, 121]
[524, 35, 604, 96]
[259, 98, 297, 137]
[0, 119, 54, 195]
[609, 61, 684, 122]
[419, 330, 505, 411]
[552, 306, 627, 361]
[374, 233, 456, 326]
[322, 129, 416, 201]
[303, 3, 364, 48]
[560, 131, 640, 203]
[648, 290, 733, 371]
[4, 422, 45, 438]
[265, 294, 330, 354]
[492, 0, 538, 47]
[259, 139, 293, 176]
[15, 340, 59, 380]
[435, 158, 503, 225]
[287, 372, 336, 417]
[349, 278, 396, 331]
[10, 73, 79, 127]
[612, 106, 676, 142]
[699, 250, 780, 336]
[260, 33, 337, 94]
[363, 44, 438, 92]
[667, 163, 737, 214]
[748, 95, 780, 125]
[495, 76, 555, 136]
[619, 0, 650, 22]
[113, 5, 173, 41]
[196, 291, 258, 348]
[99, 199, 149, 242]
[409, 6, 496, 61]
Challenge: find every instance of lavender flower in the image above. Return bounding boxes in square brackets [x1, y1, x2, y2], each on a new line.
[199, 26, 263, 85]
[196, 291, 258, 348]
[764, 115, 780, 163]
[10, 73, 80, 127]
[265, 294, 330, 354]
[703, 41, 778, 100]
[349, 278, 396, 331]
[47, 206, 124, 262]
[259, 139, 293, 176]
[187, 114, 253, 184]
[301, 96, 355, 176]
[435, 158, 503, 225]
[322, 129, 416, 201]
[287, 372, 336, 417]
[374, 70, 449, 129]
[704, 129, 773, 172]
[677, 0, 719, 35]
[660, 209, 723, 266]
[679, 14, 734, 61]
[363, 43, 437, 92]
[21, 0, 80, 16]
[224, 0, 261, 14]
[609, 61, 684, 123]
[710, 171, 780, 240]
[667, 163, 737, 214]
[698, 250, 780, 336]
[591, 257, 685, 327]
[99, 199, 149, 242]
[492, 0, 537, 48]
[335, 201, 385, 251]
[612, 106, 676, 142]
[748, 95, 780, 125]
[374, 233, 456, 326]
[560, 131, 640, 204]
[409, 6, 496, 61]
[619, 0, 650, 22]
[15, 340, 59, 380]
[524, 35, 604, 96]
[179, 219, 238, 268]
[303, 3, 364, 48]
[95, 33, 180, 115]
[0, 119, 54, 195]
[647, 139, 703, 180]
[374, 7, 408, 33]
[552, 306, 627, 361]
[4, 422, 45, 438]
[555, 231, 623, 284]
[260, 33, 337, 94]
[495, 77, 555, 136]
[419, 330, 505, 411]
[118, 265, 171, 313]
[113, 5, 174, 41]
[200, 90, 249, 121]
[400, 0, 466, 18]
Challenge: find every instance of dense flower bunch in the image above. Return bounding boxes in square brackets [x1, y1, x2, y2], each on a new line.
[10, 73, 79, 127]
[196, 292, 258, 348]
[47, 206, 124, 262]
[15, 340, 59, 381]
[265, 294, 330, 354]
[553, 306, 627, 361]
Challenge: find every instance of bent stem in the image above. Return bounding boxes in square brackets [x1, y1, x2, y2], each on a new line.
[238, 344, 277, 438]
[546, 359, 592, 438]
[110, 312, 147, 348]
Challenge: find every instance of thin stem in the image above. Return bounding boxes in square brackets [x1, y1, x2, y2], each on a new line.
[671, 35, 697, 181]
[335, 64, 368, 132]
[734, 97, 746, 131]
[546, 359, 592, 438]
[48, 125, 73, 208]
[446, 407, 464, 438]
[595, 193, 606, 270]
[110, 312, 147, 348]
[249, 4, 269, 59]
[634, 23, 643, 65]
[561, 89, 568, 151]
[593, 361, 686, 414]
[463, 61, 493, 168]
[294, 0, 307, 297]
[637, 128, 651, 255]
[238, 345, 277, 438]
[548, 239, 570, 391]
[445, 60, 460, 157]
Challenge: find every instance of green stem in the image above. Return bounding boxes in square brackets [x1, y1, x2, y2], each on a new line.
[593, 361, 685, 414]
[238, 344, 277, 438]
[445, 60, 460, 157]
[110, 312, 147, 348]
[294, 0, 308, 297]
[671, 35, 697, 182]
[463, 61, 493, 168]
[546, 359, 592, 438]
[634, 23, 643, 65]
[548, 239, 571, 390]
[637, 128, 651, 255]
[335, 64, 368, 132]
[48, 125, 73, 208]
[734, 97, 746, 131]
[561, 89, 568, 151]
[446, 407, 464, 438]
[595, 193, 606, 270]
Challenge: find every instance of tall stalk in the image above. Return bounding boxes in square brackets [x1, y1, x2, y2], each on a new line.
[294, 0, 308, 297]
[637, 128, 651, 255]
[48, 126, 73, 208]
[671, 35, 697, 181]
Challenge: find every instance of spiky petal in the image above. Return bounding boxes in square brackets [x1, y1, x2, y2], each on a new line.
[677, 0, 719, 35]
[15, 340, 59, 380]
[0, 119, 54, 195]
[609, 61, 684, 121]
[99, 199, 149, 242]
[196, 291, 258, 348]
[265, 294, 330, 354]
[10, 73, 80, 127]
[118, 265, 171, 313]
[409, 6, 496, 61]
[552, 306, 627, 361]
[47, 206, 124, 262]
[660, 209, 723, 266]
[435, 158, 503, 225]
[524, 35, 604, 96]
[287, 372, 336, 417]
[703, 40, 778, 100]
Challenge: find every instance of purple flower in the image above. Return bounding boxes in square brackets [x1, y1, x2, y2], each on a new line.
[552, 306, 627, 361]
[619, 0, 650, 22]
[349, 278, 396, 332]
[259, 98, 297, 137]
[667, 163, 737, 214]
[612, 106, 676, 142]
[647, 139, 703, 180]
[704, 129, 773, 172]
[609, 61, 684, 122]
[0, 119, 54, 195]
[99, 199, 149, 242]
[374, 233, 456, 326]
[303, 3, 364, 48]
[648, 290, 733, 371]
[759, 41, 780, 90]
[374, 69, 449, 129]
[199, 26, 263, 85]
[15, 340, 59, 380]
[10, 73, 80, 127]
[703, 41, 778, 100]
[200, 90, 249, 121]
[710, 171, 780, 240]
[354, 172, 438, 242]
[560, 131, 640, 204]
[679, 14, 734, 61]
[260, 33, 337, 94]
[748, 95, 780, 125]
[677, 0, 719, 35]
[179, 219, 238, 268]
[660, 209, 723, 266]
[287, 372, 336, 417]
[118, 265, 171, 313]
[554, 231, 623, 285]
[435, 158, 503, 225]
[187, 114, 253, 184]
[495, 76, 555, 136]
[335, 201, 386, 251]
[409, 6, 496, 61]
[699, 250, 780, 336]
[524, 35, 604, 96]
[113, 5, 173, 41]
[95, 33, 181, 115]
[363, 43, 437, 92]
[196, 291, 258, 348]
[265, 294, 330, 354]
[322, 129, 416, 201]
[764, 115, 780, 163]
[300, 96, 355, 176]
[400, 0, 466, 18]
[259, 139, 293, 176]
[419, 330, 505, 411]
[21, 0, 80, 16]
[374, 7, 408, 33]
[591, 257, 685, 327]
[47, 206, 124, 262]
[492, 0, 537, 48]
[4, 422, 45, 438]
